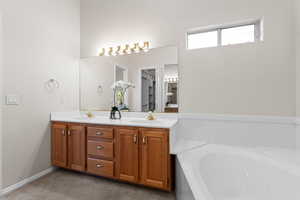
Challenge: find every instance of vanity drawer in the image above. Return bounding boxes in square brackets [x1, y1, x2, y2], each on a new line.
[87, 158, 114, 177]
[87, 127, 114, 139]
[87, 140, 114, 159]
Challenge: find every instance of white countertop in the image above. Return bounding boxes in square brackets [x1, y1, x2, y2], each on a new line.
[50, 111, 207, 155]
[51, 112, 178, 129]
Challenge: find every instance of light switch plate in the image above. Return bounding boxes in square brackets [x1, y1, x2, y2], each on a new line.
[6, 95, 19, 105]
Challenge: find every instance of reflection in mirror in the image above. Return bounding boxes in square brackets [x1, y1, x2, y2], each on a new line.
[80, 46, 178, 113]
[115, 65, 127, 82]
[164, 65, 178, 113]
[141, 68, 156, 112]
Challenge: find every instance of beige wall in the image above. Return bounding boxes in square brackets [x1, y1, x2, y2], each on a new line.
[0, 0, 80, 187]
[81, 0, 295, 116]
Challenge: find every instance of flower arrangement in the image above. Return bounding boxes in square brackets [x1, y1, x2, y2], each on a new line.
[111, 80, 135, 110]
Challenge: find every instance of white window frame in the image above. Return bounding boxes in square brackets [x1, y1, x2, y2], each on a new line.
[186, 19, 263, 50]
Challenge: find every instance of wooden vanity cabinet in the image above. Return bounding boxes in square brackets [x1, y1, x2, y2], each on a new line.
[116, 127, 172, 191]
[51, 122, 172, 191]
[86, 126, 115, 178]
[115, 127, 139, 183]
[67, 124, 86, 171]
[140, 128, 169, 190]
[51, 123, 86, 172]
[51, 123, 68, 168]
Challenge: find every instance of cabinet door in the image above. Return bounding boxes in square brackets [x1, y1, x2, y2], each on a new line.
[140, 129, 169, 190]
[52, 124, 67, 168]
[68, 125, 86, 171]
[116, 128, 139, 183]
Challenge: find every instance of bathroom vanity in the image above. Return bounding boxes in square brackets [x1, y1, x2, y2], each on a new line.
[51, 114, 177, 191]
[51, 46, 180, 191]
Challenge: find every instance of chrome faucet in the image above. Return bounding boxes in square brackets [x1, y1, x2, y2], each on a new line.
[110, 106, 121, 120]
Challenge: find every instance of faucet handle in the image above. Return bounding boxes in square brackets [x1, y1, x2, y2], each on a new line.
[146, 111, 155, 120]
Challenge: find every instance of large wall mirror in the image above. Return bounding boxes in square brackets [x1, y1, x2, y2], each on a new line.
[80, 46, 179, 113]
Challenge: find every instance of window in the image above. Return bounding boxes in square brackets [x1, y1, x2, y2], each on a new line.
[187, 20, 262, 49]
[187, 30, 218, 49]
[222, 25, 255, 45]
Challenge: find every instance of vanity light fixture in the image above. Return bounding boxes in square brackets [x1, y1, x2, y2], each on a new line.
[132, 43, 141, 53]
[98, 41, 150, 56]
[116, 46, 122, 55]
[108, 47, 113, 56]
[142, 41, 150, 52]
[164, 76, 179, 83]
[99, 48, 105, 56]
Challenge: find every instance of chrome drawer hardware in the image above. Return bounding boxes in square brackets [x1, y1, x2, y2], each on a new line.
[61, 130, 65, 136]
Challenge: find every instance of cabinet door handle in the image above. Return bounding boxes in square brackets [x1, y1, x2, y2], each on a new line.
[61, 130, 65, 136]
[96, 132, 103, 136]
[96, 164, 104, 168]
[96, 145, 104, 150]
[142, 136, 147, 144]
[68, 130, 71, 136]
[133, 135, 137, 144]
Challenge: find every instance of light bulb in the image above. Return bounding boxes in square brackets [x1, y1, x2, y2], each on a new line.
[98, 48, 106, 56]
[108, 47, 113, 56]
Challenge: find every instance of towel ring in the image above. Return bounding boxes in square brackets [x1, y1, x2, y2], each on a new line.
[97, 85, 103, 94]
[45, 79, 60, 91]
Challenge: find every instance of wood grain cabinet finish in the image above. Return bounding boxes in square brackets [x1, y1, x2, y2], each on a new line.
[68, 125, 86, 172]
[115, 128, 139, 183]
[140, 129, 170, 190]
[51, 124, 68, 168]
[87, 127, 113, 139]
[87, 158, 114, 178]
[87, 140, 114, 159]
[51, 123, 86, 172]
[51, 122, 172, 191]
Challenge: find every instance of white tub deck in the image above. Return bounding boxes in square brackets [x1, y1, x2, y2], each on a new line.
[176, 144, 300, 200]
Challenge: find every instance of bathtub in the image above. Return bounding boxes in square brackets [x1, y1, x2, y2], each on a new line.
[176, 144, 300, 200]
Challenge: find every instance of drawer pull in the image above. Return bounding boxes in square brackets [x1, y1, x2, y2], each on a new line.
[96, 145, 104, 150]
[96, 164, 104, 168]
[96, 132, 103, 136]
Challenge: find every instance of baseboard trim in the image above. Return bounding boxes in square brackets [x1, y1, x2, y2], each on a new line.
[1, 167, 56, 196]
